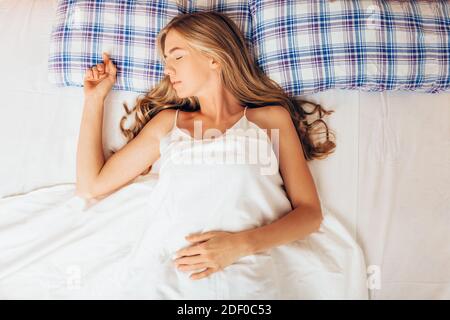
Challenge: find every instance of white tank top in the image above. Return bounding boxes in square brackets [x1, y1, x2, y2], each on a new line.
[148, 105, 291, 232]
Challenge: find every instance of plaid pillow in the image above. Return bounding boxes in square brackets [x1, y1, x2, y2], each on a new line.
[47, 0, 253, 93]
[181, 0, 254, 48]
[249, 0, 450, 95]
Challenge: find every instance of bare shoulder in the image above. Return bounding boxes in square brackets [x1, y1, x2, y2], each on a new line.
[246, 105, 292, 131]
[143, 108, 178, 140]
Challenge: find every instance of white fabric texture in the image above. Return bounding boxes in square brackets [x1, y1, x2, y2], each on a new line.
[0, 107, 368, 299]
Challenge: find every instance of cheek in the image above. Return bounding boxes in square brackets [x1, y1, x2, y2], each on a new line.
[177, 57, 211, 85]
[190, 63, 210, 83]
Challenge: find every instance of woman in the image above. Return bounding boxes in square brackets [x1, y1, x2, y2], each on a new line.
[76, 11, 367, 299]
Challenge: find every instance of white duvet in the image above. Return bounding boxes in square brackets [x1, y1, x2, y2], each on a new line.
[0, 170, 368, 299]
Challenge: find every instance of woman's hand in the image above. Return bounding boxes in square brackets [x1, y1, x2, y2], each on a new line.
[83, 52, 117, 100]
[173, 231, 250, 280]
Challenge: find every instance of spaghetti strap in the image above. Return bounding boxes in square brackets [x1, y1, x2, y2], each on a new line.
[244, 106, 248, 116]
[173, 109, 179, 130]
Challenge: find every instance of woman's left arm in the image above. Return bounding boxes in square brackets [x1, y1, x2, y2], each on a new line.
[237, 106, 323, 255]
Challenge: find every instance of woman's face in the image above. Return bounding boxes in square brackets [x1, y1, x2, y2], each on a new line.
[162, 29, 219, 98]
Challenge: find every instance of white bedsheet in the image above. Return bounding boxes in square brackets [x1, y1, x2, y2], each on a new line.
[356, 91, 450, 299]
[0, 0, 449, 299]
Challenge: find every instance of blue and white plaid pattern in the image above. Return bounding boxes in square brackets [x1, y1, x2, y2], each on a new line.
[249, 0, 450, 95]
[47, 0, 253, 93]
[48, 0, 450, 95]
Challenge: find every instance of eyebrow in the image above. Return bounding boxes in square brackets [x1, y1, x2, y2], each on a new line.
[163, 47, 185, 58]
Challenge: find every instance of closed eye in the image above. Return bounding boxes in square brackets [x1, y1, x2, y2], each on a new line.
[162, 56, 182, 65]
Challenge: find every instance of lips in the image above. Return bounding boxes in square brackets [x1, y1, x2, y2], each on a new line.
[172, 81, 181, 85]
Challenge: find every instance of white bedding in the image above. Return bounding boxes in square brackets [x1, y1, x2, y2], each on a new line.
[0, 0, 448, 299]
[0, 159, 369, 300]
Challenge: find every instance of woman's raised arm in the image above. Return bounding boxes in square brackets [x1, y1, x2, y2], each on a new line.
[75, 52, 173, 200]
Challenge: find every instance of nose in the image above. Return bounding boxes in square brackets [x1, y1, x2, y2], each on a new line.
[163, 63, 174, 76]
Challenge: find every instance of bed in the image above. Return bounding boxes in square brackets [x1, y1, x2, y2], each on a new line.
[0, 0, 449, 299]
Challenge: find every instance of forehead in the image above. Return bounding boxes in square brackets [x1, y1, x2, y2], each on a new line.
[163, 30, 188, 57]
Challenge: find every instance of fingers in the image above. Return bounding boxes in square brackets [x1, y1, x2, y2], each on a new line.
[190, 267, 215, 280]
[176, 242, 207, 258]
[94, 64, 107, 78]
[97, 63, 104, 73]
[102, 52, 109, 63]
[92, 66, 107, 80]
[84, 69, 93, 80]
[84, 52, 116, 82]
[85, 64, 107, 82]
[92, 65, 99, 79]
[174, 255, 204, 266]
[177, 263, 209, 272]
[102, 52, 117, 75]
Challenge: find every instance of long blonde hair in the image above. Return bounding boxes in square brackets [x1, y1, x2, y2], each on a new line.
[118, 11, 336, 175]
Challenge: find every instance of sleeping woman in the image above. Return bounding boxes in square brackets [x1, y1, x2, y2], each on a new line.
[76, 11, 368, 299]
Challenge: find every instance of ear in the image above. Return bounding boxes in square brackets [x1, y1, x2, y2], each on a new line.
[209, 57, 220, 70]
